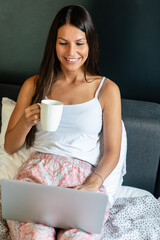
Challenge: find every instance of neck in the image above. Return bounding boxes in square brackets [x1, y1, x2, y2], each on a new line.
[57, 66, 86, 83]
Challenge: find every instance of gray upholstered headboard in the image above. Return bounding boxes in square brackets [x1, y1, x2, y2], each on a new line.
[0, 83, 160, 198]
[121, 99, 160, 198]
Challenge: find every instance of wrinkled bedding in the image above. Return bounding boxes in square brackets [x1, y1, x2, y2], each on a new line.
[101, 195, 160, 240]
[0, 195, 160, 240]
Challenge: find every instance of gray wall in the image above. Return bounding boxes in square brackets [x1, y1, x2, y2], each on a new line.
[0, 0, 160, 103]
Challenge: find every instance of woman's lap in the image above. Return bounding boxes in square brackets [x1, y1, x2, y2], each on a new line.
[7, 152, 110, 240]
[7, 220, 56, 240]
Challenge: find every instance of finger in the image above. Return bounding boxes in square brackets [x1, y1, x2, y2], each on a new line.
[30, 114, 40, 123]
[74, 186, 87, 191]
[73, 186, 79, 189]
[73, 186, 82, 190]
[30, 109, 40, 116]
[25, 112, 40, 121]
[25, 104, 40, 113]
[25, 108, 40, 119]
[24, 112, 40, 126]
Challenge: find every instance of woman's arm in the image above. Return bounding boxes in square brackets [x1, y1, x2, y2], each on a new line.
[4, 75, 40, 155]
[75, 79, 122, 192]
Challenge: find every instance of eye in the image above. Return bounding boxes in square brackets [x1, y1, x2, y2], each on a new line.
[59, 42, 67, 45]
[76, 43, 85, 46]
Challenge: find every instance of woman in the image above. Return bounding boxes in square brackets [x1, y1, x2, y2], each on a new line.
[4, 5, 127, 240]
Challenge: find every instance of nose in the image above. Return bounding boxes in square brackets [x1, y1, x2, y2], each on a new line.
[68, 43, 75, 56]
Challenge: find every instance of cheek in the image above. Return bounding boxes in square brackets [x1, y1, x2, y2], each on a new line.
[82, 46, 89, 58]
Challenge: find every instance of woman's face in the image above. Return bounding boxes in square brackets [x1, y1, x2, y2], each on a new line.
[56, 24, 89, 73]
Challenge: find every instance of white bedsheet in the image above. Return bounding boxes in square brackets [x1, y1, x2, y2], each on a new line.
[116, 185, 152, 198]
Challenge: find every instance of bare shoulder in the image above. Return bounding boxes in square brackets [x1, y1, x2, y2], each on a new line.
[17, 74, 38, 102]
[20, 74, 38, 95]
[14, 74, 38, 108]
[105, 78, 119, 91]
[6, 74, 39, 131]
[101, 78, 121, 108]
[105, 78, 120, 94]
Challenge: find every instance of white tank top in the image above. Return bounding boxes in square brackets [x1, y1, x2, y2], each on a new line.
[31, 77, 127, 168]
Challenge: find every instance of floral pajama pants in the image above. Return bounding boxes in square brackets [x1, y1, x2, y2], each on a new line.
[7, 152, 110, 240]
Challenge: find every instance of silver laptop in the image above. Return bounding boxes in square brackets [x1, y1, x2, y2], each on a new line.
[1, 179, 108, 234]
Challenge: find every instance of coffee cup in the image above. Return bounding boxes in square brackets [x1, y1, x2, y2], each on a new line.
[38, 99, 63, 131]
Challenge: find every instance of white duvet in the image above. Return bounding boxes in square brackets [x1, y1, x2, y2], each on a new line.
[0, 145, 32, 184]
[101, 194, 160, 240]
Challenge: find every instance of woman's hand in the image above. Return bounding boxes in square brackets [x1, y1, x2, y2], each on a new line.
[23, 103, 40, 128]
[73, 172, 103, 192]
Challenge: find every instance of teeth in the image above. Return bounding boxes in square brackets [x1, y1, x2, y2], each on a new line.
[66, 58, 78, 62]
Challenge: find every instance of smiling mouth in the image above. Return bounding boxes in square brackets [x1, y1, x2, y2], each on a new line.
[64, 57, 81, 63]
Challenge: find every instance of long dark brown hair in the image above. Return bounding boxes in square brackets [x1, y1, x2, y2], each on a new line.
[26, 5, 100, 148]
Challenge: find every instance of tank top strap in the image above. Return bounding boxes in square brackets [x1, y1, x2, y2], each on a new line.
[95, 77, 107, 100]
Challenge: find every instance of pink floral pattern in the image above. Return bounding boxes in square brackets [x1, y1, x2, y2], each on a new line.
[7, 152, 109, 240]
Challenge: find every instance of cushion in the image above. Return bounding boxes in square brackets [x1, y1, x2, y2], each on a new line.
[0, 98, 15, 145]
[0, 98, 31, 184]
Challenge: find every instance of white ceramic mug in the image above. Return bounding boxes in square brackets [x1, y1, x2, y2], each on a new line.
[38, 99, 63, 132]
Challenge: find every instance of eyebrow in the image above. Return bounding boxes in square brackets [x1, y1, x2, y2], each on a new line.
[57, 37, 86, 41]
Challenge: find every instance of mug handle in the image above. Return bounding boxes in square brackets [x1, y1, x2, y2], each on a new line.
[37, 103, 41, 108]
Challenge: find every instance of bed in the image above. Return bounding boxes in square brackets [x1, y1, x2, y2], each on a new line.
[0, 83, 160, 240]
